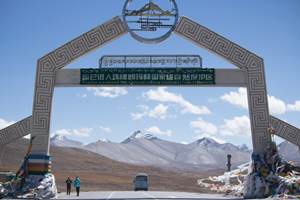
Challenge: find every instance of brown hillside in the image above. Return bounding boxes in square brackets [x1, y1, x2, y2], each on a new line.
[0, 138, 224, 193]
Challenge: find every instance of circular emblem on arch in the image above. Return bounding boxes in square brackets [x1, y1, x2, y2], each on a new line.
[122, 0, 179, 44]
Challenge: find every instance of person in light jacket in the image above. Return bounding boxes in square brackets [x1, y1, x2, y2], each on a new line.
[74, 176, 81, 196]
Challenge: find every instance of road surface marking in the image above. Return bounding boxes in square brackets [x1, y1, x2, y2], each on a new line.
[106, 191, 115, 199]
[142, 192, 159, 200]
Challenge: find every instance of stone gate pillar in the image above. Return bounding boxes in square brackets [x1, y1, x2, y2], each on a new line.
[29, 16, 127, 175]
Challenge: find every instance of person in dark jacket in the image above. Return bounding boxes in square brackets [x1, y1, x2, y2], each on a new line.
[66, 177, 72, 195]
[74, 176, 81, 196]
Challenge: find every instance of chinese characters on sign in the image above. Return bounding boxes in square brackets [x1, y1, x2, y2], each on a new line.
[80, 68, 215, 85]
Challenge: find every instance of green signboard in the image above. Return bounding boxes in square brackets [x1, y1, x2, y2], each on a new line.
[80, 68, 215, 85]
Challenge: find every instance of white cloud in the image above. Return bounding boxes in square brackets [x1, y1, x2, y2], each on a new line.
[53, 127, 93, 137]
[180, 101, 211, 115]
[168, 114, 178, 118]
[220, 88, 299, 115]
[142, 87, 211, 115]
[208, 98, 218, 103]
[54, 129, 72, 135]
[211, 137, 226, 144]
[73, 128, 93, 137]
[268, 95, 286, 114]
[190, 117, 218, 135]
[194, 133, 226, 144]
[100, 126, 112, 133]
[0, 118, 15, 129]
[77, 93, 87, 98]
[131, 103, 173, 120]
[145, 126, 172, 137]
[142, 87, 181, 102]
[220, 88, 248, 109]
[131, 104, 149, 120]
[87, 87, 128, 98]
[220, 115, 251, 138]
[131, 112, 146, 120]
[132, 87, 211, 120]
[287, 100, 300, 111]
[137, 104, 149, 111]
[148, 104, 168, 119]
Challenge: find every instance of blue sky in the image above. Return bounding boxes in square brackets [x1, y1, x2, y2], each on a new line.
[0, 0, 299, 148]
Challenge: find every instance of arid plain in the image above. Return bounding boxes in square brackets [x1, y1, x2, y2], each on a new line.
[0, 138, 226, 194]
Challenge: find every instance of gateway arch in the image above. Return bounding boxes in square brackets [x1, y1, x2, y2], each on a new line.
[0, 15, 299, 174]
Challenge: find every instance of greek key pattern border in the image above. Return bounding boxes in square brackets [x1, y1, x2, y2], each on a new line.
[31, 16, 127, 154]
[0, 116, 32, 146]
[174, 16, 271, 153]
[270, 115, 300, 146]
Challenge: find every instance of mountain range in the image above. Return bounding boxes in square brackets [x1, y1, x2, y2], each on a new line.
[50, 130, 300, 172]
[0, 137, 226, 193]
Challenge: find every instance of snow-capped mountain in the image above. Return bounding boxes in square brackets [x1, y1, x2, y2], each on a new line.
[238, 143, 252, 152]
[187, 137, 252, 169]
[97, 139, 111, 143]
[50, 134, 85, 148]
[51, 134, 64, 142]
[50, 134, 111, 146]
[81, 131, 253, 171]
[278, 141, 300, 164]
[120, 130, 158, 144]
[50, 131, 299, 172]
[190, 137, 220, 147]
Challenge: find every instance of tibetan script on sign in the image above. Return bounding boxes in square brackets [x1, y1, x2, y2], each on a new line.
[80, 68, 215, 85]
[99, 55, 202, 68]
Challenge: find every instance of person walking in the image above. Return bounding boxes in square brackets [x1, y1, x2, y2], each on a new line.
[66, 177, 72, 195]
[74, 176, 81, 196]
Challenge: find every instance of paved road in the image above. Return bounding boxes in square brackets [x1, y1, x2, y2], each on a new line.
[55, 191, 245, 200]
